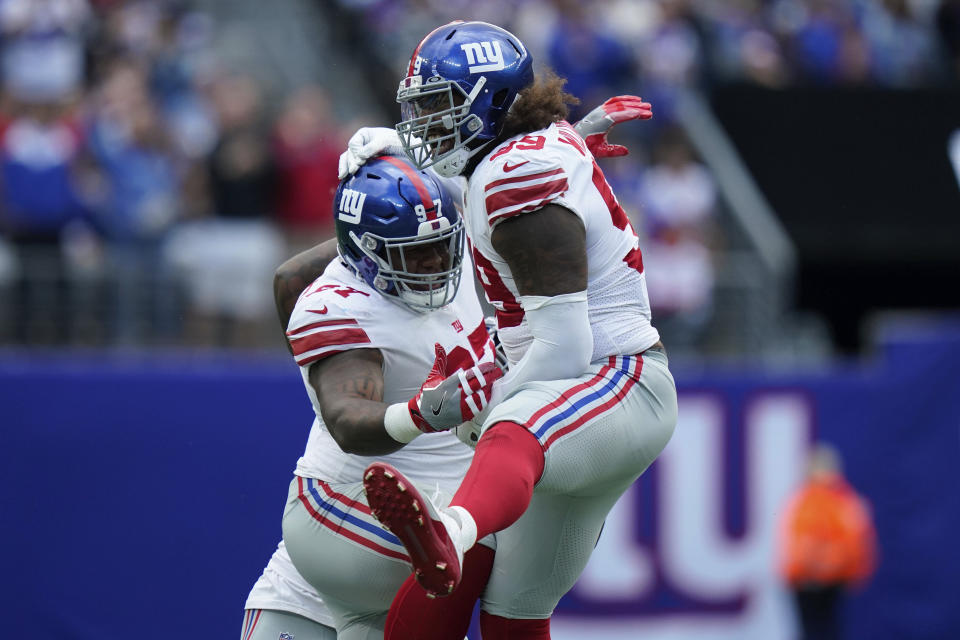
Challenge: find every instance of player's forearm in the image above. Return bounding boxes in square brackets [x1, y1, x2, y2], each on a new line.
[322, 399, 408, 455]
[310, 348, 410, 455]
[273, 238, 340, 339]
[490, 291, 593, 404]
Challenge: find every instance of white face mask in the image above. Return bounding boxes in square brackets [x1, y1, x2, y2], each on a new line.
[349, 221, 465, 313]
[397, 77, 490, 177]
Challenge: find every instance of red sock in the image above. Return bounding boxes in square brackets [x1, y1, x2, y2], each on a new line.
[451, 422, 545, 540]
[384, 544, 495, 640]
[480, 611, 551, 639]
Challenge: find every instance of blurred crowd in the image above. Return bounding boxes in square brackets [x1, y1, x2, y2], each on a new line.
[2, 0, 959, 351]
[0, 0, 349, 348]
[346, 0, 960, 354]
[355, 0, 959, 99]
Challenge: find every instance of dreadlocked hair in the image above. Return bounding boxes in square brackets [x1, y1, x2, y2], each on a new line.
[499, 68, 580, 140]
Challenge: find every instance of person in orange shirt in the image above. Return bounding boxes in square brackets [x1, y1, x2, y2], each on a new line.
[779, 442, 878, 640]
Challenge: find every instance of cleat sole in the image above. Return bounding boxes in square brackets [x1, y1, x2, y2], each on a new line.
[362, 462, 462, 597]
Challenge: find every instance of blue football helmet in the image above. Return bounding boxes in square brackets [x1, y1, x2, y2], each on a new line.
[335, 155, 463, 312]
[396, 21, 534, 177]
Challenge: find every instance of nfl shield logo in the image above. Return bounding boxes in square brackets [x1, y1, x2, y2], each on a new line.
[278, 633, 295, 640]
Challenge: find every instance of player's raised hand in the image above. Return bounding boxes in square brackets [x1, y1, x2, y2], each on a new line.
[573, 95, 653, 158]
[338, 127, 405, 178]
[407, 343, 504, 433]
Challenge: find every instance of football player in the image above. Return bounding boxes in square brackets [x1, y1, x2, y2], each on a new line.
[241, 93, 655, 640]
[351, 21, 679, 640]
[243, 155, 502, 640]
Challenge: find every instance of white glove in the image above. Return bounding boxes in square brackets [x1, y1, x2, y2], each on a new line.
[338, 127, 405, 179]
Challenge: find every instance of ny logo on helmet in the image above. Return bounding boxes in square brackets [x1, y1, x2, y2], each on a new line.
[461, 41, 505, 73]
[338, 188, 366, 224]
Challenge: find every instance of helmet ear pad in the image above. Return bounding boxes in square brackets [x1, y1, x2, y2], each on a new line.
[470, 86, 518, 142]
[333, 156, 464, 312]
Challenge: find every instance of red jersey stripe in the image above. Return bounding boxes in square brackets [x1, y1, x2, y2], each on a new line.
[485, 178, 568, 221]
[485, 167, 566, 192]
[290, 327, 371, 357]
[287, 318, 359, 337]
[489, 197, 565, 226]
[496, 308, 525, 329]
[470, 244, 524, 329]
[590, 160, 644, 274]
[591, 160, 630, 231]
[556, 121, 588, 156]
[467, 320, 491, 360]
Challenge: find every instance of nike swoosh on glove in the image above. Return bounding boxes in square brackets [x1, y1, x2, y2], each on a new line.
[407, 343, 504, 433]
[573, 95, 653, 158]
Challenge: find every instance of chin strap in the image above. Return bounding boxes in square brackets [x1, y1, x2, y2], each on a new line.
[434, 137, 495, 178]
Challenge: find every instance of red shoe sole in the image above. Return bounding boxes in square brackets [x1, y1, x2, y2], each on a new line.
[363, 462, 461, 597]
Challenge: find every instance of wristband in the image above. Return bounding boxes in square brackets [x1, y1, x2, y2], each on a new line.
[383, 402, 421, 444]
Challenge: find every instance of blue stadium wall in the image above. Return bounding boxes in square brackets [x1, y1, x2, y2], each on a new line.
[2, 322, 959, 639]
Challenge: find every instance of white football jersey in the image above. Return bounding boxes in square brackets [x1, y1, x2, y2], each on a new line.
[465, 121, 660, 364]
[245, 541, 335, 626]
[286, 253, 495, 494]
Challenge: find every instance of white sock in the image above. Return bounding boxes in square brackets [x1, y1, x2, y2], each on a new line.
[447, 505, 478, 551]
